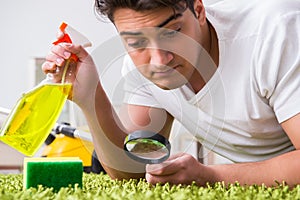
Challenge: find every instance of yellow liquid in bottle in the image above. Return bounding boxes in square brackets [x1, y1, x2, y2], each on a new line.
[0, 83, 72, 156]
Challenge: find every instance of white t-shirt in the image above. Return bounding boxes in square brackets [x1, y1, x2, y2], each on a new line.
[121, 0, 300, 163]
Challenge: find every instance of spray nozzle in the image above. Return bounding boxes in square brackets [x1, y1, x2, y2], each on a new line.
[50, 22, 92, 84]
[52, 22, 92, 62]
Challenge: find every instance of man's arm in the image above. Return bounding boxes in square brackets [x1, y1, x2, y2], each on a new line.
[43, 42, 175, 180]
[146, 113, 300, 187]
[82, 82, 174, 180]
[212, 113, 300, 186]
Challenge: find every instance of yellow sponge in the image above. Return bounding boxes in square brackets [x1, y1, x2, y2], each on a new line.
[23, 157, 83, 191]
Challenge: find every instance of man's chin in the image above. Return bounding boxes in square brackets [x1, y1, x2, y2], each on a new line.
[154, 82, 185, 90]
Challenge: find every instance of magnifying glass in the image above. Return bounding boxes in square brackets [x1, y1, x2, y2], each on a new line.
[124, 130, 171, 164]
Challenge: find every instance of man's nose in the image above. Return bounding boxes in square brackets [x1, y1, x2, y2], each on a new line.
[149, 48, 173, 66]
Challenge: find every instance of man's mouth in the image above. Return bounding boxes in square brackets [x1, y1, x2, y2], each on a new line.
[153, 65, 179, 77]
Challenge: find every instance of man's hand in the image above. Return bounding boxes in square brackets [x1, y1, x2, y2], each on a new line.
[42, 42, 100, 108]
[145, 153, 214, 186]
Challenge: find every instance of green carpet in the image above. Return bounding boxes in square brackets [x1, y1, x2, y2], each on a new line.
[0, 173, 299, 199]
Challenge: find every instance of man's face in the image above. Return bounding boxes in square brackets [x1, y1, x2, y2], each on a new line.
[114, 6, 204, 90]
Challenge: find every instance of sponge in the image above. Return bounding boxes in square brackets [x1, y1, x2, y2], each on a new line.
[23, 157, 83, 191]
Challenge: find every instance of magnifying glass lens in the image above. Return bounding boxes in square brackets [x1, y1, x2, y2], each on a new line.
[124, 131, 171, 164]
[126, 139, 168, 159]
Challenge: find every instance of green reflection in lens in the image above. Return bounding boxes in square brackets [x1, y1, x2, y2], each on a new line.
[126, 139, 168, 159]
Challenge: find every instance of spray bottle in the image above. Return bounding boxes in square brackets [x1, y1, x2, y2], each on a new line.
[0, 22, 91, 156]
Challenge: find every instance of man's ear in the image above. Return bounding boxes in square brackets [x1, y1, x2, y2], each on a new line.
[194, 0, 206, 25]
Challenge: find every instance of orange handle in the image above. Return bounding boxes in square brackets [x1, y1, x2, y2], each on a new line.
[52, 22, 78, 62]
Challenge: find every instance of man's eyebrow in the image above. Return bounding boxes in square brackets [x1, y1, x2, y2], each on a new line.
[120, 31, 143, 36]
[119, 12, 183, 36]
[156, 12, 183, 28]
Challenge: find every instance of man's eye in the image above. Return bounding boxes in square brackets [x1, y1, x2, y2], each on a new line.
[127, 39, 148, 48]
[161, 28, 181, 39]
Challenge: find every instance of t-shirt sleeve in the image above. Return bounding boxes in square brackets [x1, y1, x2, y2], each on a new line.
[254, 12, 300, 123]
[121, 55, 162, 108]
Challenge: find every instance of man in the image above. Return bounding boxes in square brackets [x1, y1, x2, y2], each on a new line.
[42, 0, 300, 187]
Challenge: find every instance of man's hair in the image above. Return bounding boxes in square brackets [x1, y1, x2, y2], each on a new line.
[94, 0, 196, 22]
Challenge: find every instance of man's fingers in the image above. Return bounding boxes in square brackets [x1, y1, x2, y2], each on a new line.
[145, 152, 187, 175]
[61, 43, 89, 62]
[168, 152, 187, 160]
[51, 44, 71, 60]
[146, 157, 183, 176]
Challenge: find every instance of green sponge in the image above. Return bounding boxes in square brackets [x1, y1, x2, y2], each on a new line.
[23, 157, 83, 191]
